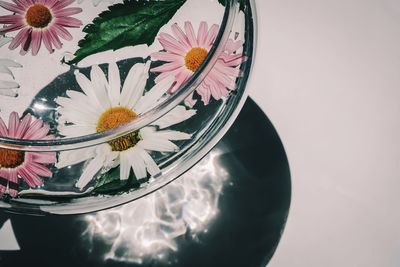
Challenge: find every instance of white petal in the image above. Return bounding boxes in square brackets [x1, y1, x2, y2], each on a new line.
[57, 107, 97, 126]
[66, 90, 104, 115]
[76, 155, 105, 189]
[75, 71, 100, 106]
[58, 124, 96, 137]
[108, 62, 121, 106]
[120, 63, 146, 107]
[0, 66, 13, 77]
[56, 146, 97, 169]
[0, 88, 17, 96]
[0, 79, 19, 89]
[137, 138, 178, 152]
[127, 148, 147, 180]
[137, 147, 160, 176]
[134, 75, 174, 114]
[0, 58, 21, 68]
[0, 37, 12, 47]
[90, 65, 111, 109]
[119, 150, 131, 180]
[152, 105, 196, 129]
[151, 130, 192, 140]
[56, 96, 100, 122]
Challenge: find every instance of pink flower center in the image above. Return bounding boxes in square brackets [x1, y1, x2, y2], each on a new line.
[184, 47, 208, 72]
[0, 148, 25, 169]
[96, 107, 140, 152]
[25, 4, 52, 28]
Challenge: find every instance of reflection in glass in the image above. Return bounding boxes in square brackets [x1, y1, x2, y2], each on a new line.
[81, 149, 227, 263]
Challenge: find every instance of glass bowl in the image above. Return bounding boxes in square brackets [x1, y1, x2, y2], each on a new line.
[0, 0, 256, 214]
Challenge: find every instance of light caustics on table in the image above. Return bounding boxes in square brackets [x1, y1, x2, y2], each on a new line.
[80, 149, 227, 264]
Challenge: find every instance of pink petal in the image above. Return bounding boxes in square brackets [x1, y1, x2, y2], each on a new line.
[0, 14, 23, 24]
[16, 114, 32, 138]
[8, 112, 19, 138]
[8, 27, 30, 50]
[151, 61, 182, 73]
[171, 23, 191, 48]
[8, 170, 18, 184]
[169, 68, 191, 93]
[205, 24, 219, 47]
[30, 30, 42, 56]
[12, 0, 29, 9]
[225, 39, 243, 54]
[23, 118, 43, 139]
[47, 28, 62, 49]
[184, 21, 198, 47]
[158, 35, 186, 55]
[151, 51, 182, 63]
[17, 167, 43, 187]
[27, 123, 50, 139]
[51, 0, 74, 10]
[0, 21, 25, 33]
[53, 7, 82, 17]
[53, 24, 72, 41]
[0, 185, 6, 196]
[30, 152, 56, 164]
[0, 0, 24, 14]
[27, 162, 52, 177]
[197, 21, 208, 47]
[55, 17, 82, 28]
[42, 29, 53, 52]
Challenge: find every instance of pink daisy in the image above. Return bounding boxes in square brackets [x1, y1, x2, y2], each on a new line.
[0, 0, 82, 55]
[0, 112, 56, 197]
[151, 21, 245, 106]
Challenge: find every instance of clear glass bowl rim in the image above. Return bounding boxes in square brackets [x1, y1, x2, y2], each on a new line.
[0, 0, 240, 152]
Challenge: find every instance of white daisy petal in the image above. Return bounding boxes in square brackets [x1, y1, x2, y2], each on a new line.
[127, 148, 147, 180]
[56, 96, 99, 122]
[134, 75, 175, 114]
[137, 138, 178, 152]
[108, 62, 121, 106]
[119, 150, 131, 180]
[0, 58, 22, 68]
[76, 154, 105, 189]
[0, 65, 13, 77]
[0, 89, 17, 96]
[75, 71, 102, 107]
[65, 90, 103, 115]
[0, 37, 12, 47]
[0, 81, 19, 89]
[120, 63, 146, 107]
[56, 146, 97, 169]
[137, 147, 160, 176]
[151, 130, 192, 141]
[58, 107, 97, 125]
[58, 124, 96, 137]
[152, 105, 196, 129]
[91, 65, 112, 109]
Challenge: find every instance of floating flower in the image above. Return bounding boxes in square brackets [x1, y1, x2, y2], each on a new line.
[0, 58, 21, 97]
[0, 112, 56, 197]
[56, 62, 195, 189]
[151, 21, 245, 106]
[0, 0, 82, 55]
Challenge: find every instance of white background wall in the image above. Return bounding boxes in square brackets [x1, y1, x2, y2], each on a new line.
[250, 1, 400, 266]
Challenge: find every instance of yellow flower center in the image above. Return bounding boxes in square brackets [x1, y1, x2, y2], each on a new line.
[25, 4, 52, 28]
[0, 148, 25, 169]
[184, 47, 208, 72]
[96, 107, 140, 152]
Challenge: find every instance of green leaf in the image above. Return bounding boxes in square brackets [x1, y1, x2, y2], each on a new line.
[218, 0, 245, 12]
[68, 0, 186, 64]
[93, 166, 140, 194]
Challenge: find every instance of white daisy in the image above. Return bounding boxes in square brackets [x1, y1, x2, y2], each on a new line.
[56, 61, 196, 189]
[0, 58, 21, 97]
